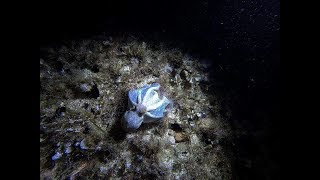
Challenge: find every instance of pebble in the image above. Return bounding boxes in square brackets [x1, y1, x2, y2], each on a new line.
[168, 129, 175, 136]
[100, 166, 109, 174]
[130, 57, 139, 65]
[163, 64, 173, 73]
[79, 83, 92, 92]
[190, 134, 200, 146]
[115, 76, 122, 83]
[125, 161, 132, 169]
[168, 136, 176, 145]
[190, 122, 196, 127]
[121, 65, 131, 73]
[174, 132, 188, 143]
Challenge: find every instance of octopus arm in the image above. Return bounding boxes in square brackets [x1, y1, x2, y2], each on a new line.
[145, 98, 171, 119]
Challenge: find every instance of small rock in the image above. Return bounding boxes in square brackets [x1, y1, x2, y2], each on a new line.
[130, 57, 139, 65]
[157, 149, 174, 171]
[168, 136, 176, 145]
[174, 132, 188, 143]
[190, 134, 200, 146]
[163, 63, 173, 73]
[100, 166, 109, 174]
[79, 83, 92, 92]
[95, 146, 102, 151]
[59, 102, 64, 107]
[125, 161, 132, 169]
[196, 112, 202, 118]
[120, 65, 131, 74]
[198, 118, 213, 129]
[142, 134, 152, 143]
[168, 129, 175, 136]
[52, 152, 62, 161]
[189, 122, 196, 128]
[115, 76, 122, 84]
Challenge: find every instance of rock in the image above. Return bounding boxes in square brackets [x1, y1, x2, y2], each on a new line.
[198, 118, 214, 129]
[142, 134, 152, 143]
[162, 63, 173, 73]
[119, 65, 131, 74]
[189, 122, 196, 128]
[79, 83, 92, 92]
[168, 136, 176, 145]
[125, 161, 132, 169]
[189, 134, 200, 146]
[100, 166, 109, 174]
[115, 76, 122, 84]
[130, 57, 139, 64]
[168, 129, 175, 136]
[174, 132, 188, 143]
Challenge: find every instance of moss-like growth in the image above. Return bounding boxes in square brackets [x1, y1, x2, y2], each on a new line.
[40, 34, 232, 179]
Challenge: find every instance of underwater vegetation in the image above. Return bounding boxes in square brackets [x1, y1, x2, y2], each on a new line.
[40, 35, 232, 179]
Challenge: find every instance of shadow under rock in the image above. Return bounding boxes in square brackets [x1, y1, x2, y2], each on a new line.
[109, 90, 128, 142]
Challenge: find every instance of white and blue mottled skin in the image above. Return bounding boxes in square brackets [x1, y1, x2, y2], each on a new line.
[122, 83, 171, 130]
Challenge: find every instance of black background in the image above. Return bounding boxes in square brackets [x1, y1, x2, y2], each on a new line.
[39, 0, 281, 179]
